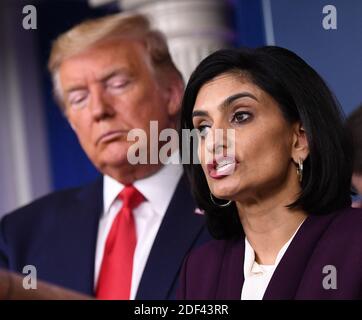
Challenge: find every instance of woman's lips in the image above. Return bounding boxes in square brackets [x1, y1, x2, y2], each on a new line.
[207, 156, 238, 179]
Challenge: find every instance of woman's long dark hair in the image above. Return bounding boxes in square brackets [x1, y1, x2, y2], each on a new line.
[180, 46, 353, 240]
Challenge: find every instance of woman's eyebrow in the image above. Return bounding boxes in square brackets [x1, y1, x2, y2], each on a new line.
[219, 92, 258, 110]
[192, 110, 209, 119]
[192, 92, 258, 119]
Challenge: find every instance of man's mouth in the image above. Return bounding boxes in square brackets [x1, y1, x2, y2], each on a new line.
[207, 156, 238, 179]
[96, 130, 128, 145]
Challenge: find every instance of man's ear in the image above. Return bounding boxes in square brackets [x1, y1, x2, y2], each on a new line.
[165, 74, 184, 118]
[291, 122, 309, 162]
[65, 112, 76, 132]
[69, 121, 76, 132]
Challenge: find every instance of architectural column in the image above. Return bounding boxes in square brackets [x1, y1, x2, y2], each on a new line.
[89, 0, 234, 82]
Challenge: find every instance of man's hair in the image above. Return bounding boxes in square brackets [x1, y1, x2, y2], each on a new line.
[180, 46, 353, 240]
[346, 105, 362, 174]
[48, 12, 182, 111]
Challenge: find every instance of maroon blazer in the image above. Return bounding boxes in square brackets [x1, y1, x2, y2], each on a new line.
[177, 207, 362, 299]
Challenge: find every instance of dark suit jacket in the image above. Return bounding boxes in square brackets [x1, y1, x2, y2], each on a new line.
[0, 175, 210, 299]
[178, 207, 362, 300]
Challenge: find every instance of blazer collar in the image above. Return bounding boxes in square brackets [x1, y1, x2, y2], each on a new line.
[215, 212, 338, 300]
[263, 212, 337, 299]
[60, 177, 103, 295]
[216, 236, 245, 299]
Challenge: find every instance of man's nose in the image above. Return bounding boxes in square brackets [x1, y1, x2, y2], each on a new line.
[89, 89, 115, 121]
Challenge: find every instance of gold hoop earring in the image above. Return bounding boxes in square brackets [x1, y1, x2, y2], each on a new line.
[296, 158, 304, 182]
[210, 192, 232, 208]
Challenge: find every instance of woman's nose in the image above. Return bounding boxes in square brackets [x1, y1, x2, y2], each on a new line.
[202, 129, 229, 166]
[205, 128, 234, 155]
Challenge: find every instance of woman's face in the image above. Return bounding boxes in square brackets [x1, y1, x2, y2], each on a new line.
[192, 73, 302, 203]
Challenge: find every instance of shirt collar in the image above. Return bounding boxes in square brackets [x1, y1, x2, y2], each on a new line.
[103, 160, 183, 216]
[243, 218, 306, 277]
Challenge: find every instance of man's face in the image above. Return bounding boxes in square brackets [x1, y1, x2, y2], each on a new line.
[58, 40, 179, 180]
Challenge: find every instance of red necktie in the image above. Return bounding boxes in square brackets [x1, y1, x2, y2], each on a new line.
[96, 185, 144, 300]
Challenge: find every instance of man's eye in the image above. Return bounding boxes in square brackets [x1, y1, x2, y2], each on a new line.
[107, 79, 129, 89]
[232, 111, 252, 123]
[72, 96, 85, 104]
[69, 93, 87, 108]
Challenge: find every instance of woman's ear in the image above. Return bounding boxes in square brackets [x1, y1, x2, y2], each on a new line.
[291, 122, 309, 162]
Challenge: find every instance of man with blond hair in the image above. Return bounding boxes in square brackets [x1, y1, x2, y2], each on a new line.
[0, 13, 209, 300]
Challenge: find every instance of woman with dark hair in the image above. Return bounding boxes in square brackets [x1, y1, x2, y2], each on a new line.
[346, 104, 362, 208]
[178, 46, 362, 299]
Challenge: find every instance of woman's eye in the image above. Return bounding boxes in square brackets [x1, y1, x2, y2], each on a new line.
[198, 125, 211, 138]
[232, 111, 252, 123]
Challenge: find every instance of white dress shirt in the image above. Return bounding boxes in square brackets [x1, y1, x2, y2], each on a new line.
[241, 220, 305, 300]
[94, 161, 183, 299]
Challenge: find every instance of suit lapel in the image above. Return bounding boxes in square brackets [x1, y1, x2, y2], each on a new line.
[136, 175, 206, 299]
[212, 212, 338, 300]
[52, 178, 103, 295]
[263, 212, 337, 299]
[216, 237, 245, 299]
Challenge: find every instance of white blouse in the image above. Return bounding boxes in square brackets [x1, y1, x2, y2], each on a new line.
[241, 220, 305, 300]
